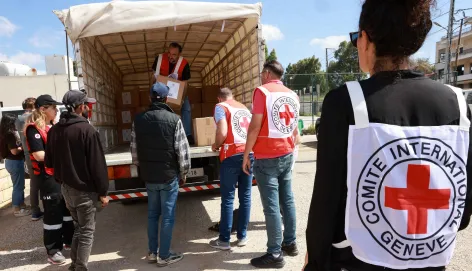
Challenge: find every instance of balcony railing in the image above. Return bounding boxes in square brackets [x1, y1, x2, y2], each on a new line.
[441, 26, 472, 40]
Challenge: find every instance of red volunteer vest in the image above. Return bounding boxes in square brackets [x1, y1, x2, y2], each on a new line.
[156, 53, 188, 81]
[214, 100, 251, 162]
[25, 124, 54, 176]
[252, 82, 300, 158]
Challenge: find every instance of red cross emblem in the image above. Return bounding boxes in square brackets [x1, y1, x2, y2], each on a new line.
[239, 117, 250, 132]
[385, 164, 451, 235]
[279, 104, 295, 126]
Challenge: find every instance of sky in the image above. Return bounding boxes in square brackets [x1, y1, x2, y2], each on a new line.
[0, 0, 471, 75]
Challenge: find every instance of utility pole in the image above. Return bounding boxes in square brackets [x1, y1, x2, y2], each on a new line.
[445, 0, 455, 84]
[454, 18, 464, 86]
[325, 48, 329, 73]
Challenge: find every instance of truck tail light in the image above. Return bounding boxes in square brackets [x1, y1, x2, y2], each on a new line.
[107, 165, 138, 180]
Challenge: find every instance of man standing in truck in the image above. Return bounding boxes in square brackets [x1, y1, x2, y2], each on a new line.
[209, 87, 254, 251]
[242, 60, 300, 269]
[131, 82, 190, 267]
[151, 42, 194, 145]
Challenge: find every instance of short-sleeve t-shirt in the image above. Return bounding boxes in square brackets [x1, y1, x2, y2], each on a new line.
[2, 132, 24, 160]
[214, 105, 226, 123]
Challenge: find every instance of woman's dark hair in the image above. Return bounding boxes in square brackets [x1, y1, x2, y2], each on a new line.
[359, 0, 434, 70]
[0, 114, 18, 159]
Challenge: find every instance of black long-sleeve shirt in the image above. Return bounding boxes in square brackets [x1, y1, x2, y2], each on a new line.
[45, 113, 109, 196]
[305, 70, 472, 271]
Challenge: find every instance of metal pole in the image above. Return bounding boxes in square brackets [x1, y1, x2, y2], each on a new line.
[454, 18, 464, 86]
[445, 0, 455, 84]
[325, 48, 329, 72]
[310, 85, 314, 127]
[65, 30, 72, 91]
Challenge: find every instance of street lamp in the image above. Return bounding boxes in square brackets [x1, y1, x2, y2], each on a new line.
[434, 22, 448, 31]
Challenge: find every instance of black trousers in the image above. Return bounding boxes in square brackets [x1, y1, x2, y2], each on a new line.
[42, 192, 74, 255]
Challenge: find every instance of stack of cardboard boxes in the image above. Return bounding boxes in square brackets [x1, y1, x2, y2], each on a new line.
[116, 80, 221, 147]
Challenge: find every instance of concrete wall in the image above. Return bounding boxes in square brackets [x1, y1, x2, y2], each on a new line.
[0, 74, 78, 107]
[0, 165, 13, 208]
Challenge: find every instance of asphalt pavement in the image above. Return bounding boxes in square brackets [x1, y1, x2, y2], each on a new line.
[0, 135, 471, 271]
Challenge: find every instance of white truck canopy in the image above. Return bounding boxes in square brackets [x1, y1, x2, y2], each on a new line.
[53, 1, 262, 43]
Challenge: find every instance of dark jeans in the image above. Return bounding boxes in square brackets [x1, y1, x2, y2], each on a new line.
[254, 153, 296, 254]
[146, 178, 179, 259]
[62, 184, 98, 271]
[219, 154, 253, 242]
[30, 173, 42, 214]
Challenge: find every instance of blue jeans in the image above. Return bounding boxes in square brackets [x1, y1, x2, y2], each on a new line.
[219, 153, 254, 242]
[146, 178, 179, 259]
[181, 96, 192, 136]
[5, 159, 25, 208]
[254, 153, 296, 254]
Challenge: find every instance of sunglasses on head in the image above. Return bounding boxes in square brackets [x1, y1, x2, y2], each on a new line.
[350, 31, 359, 48]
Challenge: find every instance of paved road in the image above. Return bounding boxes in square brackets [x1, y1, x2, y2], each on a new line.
[0, 137, 471, 271]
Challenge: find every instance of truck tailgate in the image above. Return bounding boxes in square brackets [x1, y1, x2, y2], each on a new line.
[105, 144, 218, 166]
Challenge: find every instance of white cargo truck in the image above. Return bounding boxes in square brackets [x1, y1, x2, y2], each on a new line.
[53, 1, 264, 202]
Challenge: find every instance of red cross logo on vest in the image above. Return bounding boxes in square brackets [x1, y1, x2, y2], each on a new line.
[240, 117, 250, 132]
[385, 164, 451, 235]
[279, 104, 295, 126]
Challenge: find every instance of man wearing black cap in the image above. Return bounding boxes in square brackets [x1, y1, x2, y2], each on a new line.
[45, 90, 109, 271]
[131, 82, 190, 267]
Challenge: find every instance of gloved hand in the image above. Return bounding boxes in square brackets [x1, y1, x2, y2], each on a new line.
[168, 73, 178, 80]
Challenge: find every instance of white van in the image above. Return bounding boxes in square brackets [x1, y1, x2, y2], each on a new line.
[0, 105, 67, 124]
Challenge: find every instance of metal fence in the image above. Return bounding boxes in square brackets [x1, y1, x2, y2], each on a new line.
[284, 73, 366, 126]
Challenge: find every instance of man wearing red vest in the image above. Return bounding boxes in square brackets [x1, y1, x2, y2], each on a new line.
[208, 88, 254, 251]
[243, 60, 300, 269]
[151, 42, 194, 144]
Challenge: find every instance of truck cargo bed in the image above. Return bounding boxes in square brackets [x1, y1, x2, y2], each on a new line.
[105, 144, 218, 166]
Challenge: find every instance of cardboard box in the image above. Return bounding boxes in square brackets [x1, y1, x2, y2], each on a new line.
[117, 90, 140, 108]
[201, 103, 216, 117]
[139, 91, 150, 107]
[117, 108, 136, 125]
[187, 87, 202, 103]
[118, 124, 132, 144]
[191, 103, 202, 119]
[156, 75, 187, 109]
[202, 85, 220, 103]
[193, 117, 216, 147]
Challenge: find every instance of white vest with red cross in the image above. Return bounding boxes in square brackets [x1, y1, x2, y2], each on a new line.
[342, 81, 469, 269]
[215, 100, 251, 161]
[252, 82, 300, 157]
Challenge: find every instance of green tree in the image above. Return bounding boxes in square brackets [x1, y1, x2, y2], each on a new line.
[267, 49, 278, 62]
[327, 41, 367, 89]
[284, 56, 328, 95]
[410, 58, 434, 74]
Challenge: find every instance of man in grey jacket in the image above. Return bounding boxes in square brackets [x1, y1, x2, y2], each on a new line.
[15, 97, 43, 221]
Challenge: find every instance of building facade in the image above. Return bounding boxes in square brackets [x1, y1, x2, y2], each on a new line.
[435, 25, 472, 89]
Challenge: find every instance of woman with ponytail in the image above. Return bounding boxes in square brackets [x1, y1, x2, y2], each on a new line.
[305, 1, 471, 270]
[25, 95, 74, 265]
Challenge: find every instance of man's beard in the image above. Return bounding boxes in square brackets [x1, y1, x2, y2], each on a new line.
[82, 109, 89, 119]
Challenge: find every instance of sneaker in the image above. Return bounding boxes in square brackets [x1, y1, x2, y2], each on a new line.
[31, 211, 44, 221]
[14, 208, 31, 217]
[237, 237, 248, 247]
[146, 252, 157, 263]
[209, 238, 231, 251]
[250, 253, 285, 269]
[156, 252, 184, 267]
[282, 242, 299, 256]
[63, 244, 71, 251]
[48, 252, 66, 265]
